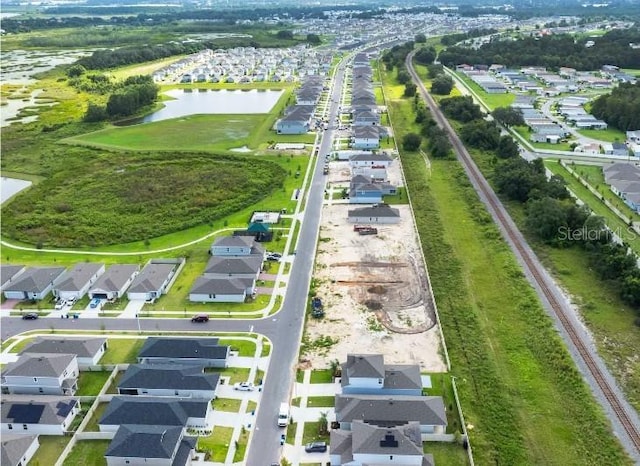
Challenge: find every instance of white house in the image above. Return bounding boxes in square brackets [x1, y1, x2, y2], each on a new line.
[0, 434, 40, 466]
[352, 126, 380, 150]
[105, 425, 196, 466]
[127, 261, 180, 302]
[1, 353, 79, 396]
[1, 396, 80, 435]
[21, 338, 107, 369]
[210, 236, 263, 256]
[340, 354, 423, 396]
[349, 153, 393, 168]
[3, 267, 66, 301]
[89, 264, 140, 300]
[188, 277, 251, 303]
[53, 262, 105, 301]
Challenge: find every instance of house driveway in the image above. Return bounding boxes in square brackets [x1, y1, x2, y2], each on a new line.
[294, 381, 339, 397]
[0, 299, 19, 311]
[119, 299, 145, 318]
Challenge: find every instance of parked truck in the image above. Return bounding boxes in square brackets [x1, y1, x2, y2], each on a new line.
[277, 402, 289, 427]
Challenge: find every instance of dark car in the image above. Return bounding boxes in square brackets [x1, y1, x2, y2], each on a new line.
[191, 314, 209, 323]
[22, 313, 39, 320]
[304, 441, 327, 453]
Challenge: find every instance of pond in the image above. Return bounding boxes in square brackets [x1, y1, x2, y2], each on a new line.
[140, 88, 284, 123]
[1, 177, 32, 204]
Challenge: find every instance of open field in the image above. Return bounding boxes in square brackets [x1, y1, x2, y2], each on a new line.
[383, 64, 631, 465]
[578, 127, 627, 143]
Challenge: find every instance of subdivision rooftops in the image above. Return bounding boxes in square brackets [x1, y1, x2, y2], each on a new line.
[3, 267, 66, 293]
[128, 263, 176, 293]
[204, 255, 263, 275]
[348, 205, 400, 219]
[349, 153, 392, 163]
[0, 265, 25, 289]
[3, 353, 76, 378]
[118, 364, 219, 391]
[100, 396, 208, 427]
[54, 263, 104, 292]
[335, 394, 447, 427]
[90, 264, 140, 293]
[190, 277, 253, 296]
[21, 337, 106, 359]
[105, 425, 191, 459]
[342, 354, 385, 379]
[137, 337, 228, 361]
[1, 434, 38, 466]
[1, 396, 78, 425]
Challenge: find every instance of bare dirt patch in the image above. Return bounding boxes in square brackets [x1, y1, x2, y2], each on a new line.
[305, 204, 446, 372]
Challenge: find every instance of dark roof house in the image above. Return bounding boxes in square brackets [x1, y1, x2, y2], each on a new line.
[137, 338, 229, 368]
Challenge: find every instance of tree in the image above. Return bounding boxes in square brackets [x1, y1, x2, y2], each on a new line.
[306, 33, 321, 45]
[494, 157, 546, 202]
[404, 82, 417, 97]
[430, 75, 454, 95]
[83, 103, 108, 122]
[318, 411, 329, 435]
[427, 64, 444, 79]
[460, 120, 500, 150]
[440, 96, 482, 122]
[276, 30, 293, 40]
[402, 133, 422, 151]
[524, 197, 571, 244]
[428, 132, 452, 158]
[492, 106, 525, 127]
[66, 64, 86, 78]
[396, 70, 411, 84]
[415, 33, 427, 43]
[496, 135, 519, 159]
[414, 47, 436, 65]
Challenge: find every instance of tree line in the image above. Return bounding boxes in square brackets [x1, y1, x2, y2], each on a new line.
[591, 82, 640, 132]
[438, 28, 640, 70]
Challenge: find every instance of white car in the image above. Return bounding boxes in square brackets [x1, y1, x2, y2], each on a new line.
[233, 382, 255, 392]
[54, 301, 66, 310]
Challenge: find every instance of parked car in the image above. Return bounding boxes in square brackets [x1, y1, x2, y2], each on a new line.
[89, 298, 101, 309]
[22, 313, 39, 320]
[233, 382, 255, 392]
[304, 441, 327, 453]
[279, 434, 285, 446]
[191, 314, 209, 323]
[66, 297, 77, 305]
[54, 301, 66, 310]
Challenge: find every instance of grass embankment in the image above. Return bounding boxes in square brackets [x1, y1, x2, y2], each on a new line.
[384, 68, 631, 465]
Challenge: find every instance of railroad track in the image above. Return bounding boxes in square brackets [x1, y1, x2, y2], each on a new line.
[405, 51, 640, 456]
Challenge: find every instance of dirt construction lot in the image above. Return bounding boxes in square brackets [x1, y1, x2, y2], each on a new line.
[303, 204, 447, 372]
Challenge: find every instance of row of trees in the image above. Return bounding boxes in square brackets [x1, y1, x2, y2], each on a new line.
[590, 82, 640, 132]
[439, 28, 640, 70]
[402, 92, 452, 158]
[84, 75, 158, 121]
[381, 42, 414, 72]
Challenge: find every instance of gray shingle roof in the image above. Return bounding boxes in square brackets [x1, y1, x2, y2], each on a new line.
[190, 277, 251, 296]
[90, 264, 139, 294]
[0, 265, 25, 289]
[105, 424, 181, 459]
[22, 338, 106, 359]
[3, 267, 66, 294]
[54, 263, 104, 292]
[204, 255, 263, 275]
[1, 434, 38, 466]
[100, 396, 208, 427]
[118, 364, 219, 391]
[4, 353, 76, 378]
[212, 236, 254, 248]
[1, 395, 78, 425]
[342, 354, 385, 379]
[352, 421, 423, 455]
[348, 205, 400, 219]
[335, 394, 447, 427]
[128, 263, 175, 294]
[138, 337, 228, 361]
[349, 153, 392, 163]
[382, 365, 422, 390]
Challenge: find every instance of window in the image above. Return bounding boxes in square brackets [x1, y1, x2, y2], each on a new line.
[33, 377, 38, 382]
[22, 424, 27, 430]
[38, 388, 43, 393]
[7, 424, 12, 430]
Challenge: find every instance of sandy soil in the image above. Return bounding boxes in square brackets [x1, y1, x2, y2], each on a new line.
[302, 203, 447, 372]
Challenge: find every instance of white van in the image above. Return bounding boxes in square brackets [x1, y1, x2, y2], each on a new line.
[277, 402, 289, 427]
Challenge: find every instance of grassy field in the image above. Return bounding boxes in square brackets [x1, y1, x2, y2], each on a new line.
[76, 371, 111, 396]
[62, 440, 109, 466]
[29, 436, 70, 466]
[100, 338, 145, 364]
[213, 397, 242, 412]
[425, 442, 470, 466]
[302, 421, 330, 444]
[383, 64, 631, 465]
[84, 402, 109, 431]
[197, 426, 233, 462]
[309, 369, 333, 383]
[578, 127, 627, 143]
[513, 125, 574, 151]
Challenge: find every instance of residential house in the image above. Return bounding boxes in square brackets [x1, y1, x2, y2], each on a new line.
[335, 394, 447, 433]
[627, 130, 640, 144]
[53, 263, 105, 301]
[603, 163, 640, 212]
[127, 261, 180, 302]
[99, 396, 212, 432]
[349, 153, 392, 168]
[330, 421, 434, 466]
[21, 337, 107, 370]
[137, 337, 229, 368]
[210, 236, 264, 257]
[189, 277, 252, 303]
[203, 255, 263, 280]
[1, 434, 39, 466]
[1, 353, 78, 396]
[3, 267, 66, 301]
[350, 176, 397, 204]
[89, 264, 140, 300]
[352, 109, 380, 126]
[117, 364, 219, 399]
[0, 265, 25, 293]
[348, 204, 401, 224]
[104, 424, 196, 466]
[340, 354, 423, 395]
[351, 166, 388, 181]
[1, 396, 80, 435]
[275, 105, 313, 134]
[612, 142, 630, 157]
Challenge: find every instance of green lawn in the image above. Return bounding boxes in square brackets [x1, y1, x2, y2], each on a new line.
[302, 421, 330, 444]
[62, 440, 109, 466]
[84, 402, 109, 431]
[197, 426, 233, 462]
[76, 371, 111, 396]
[105, 372, 123, 394]
[219, 339, 256, 357]
[544, 161, 640, 255]
[101, 338, 145, 364]
[309, 369, 333, 383]
[29, 436, 70, 466]
[213, 398, 242, 412]
[383, 64, 631, 466]
[382, 186, 409, 204]
[425, 442, 470, 466]
[423, 373, 463, 434]
[305, 396, 335, 408]
[233, 428, 250, 462]
[8, 337, 34, 353]
[207, 367, 250, 385]
[578, 127, 627, 143]
[513, 126, 574, 151]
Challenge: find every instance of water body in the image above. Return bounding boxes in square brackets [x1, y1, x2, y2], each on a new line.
[1, 177, 32, 204]
[141, 88, 284, 123]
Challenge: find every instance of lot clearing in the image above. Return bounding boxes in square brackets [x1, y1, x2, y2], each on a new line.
[304, 204, 446, 372]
